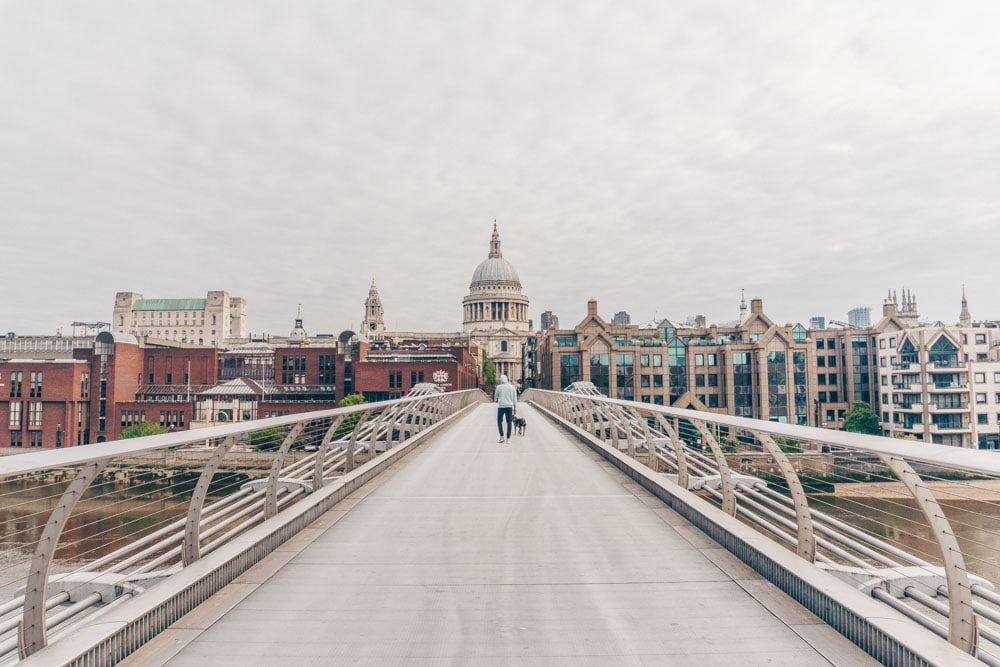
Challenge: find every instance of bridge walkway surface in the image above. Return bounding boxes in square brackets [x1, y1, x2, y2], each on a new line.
[125, 402, 878, 666]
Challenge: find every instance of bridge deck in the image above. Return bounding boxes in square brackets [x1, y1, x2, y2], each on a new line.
[128, 403, 877, 666]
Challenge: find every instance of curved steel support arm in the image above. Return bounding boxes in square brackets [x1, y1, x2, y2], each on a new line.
[880, 454, 978, 654]
[183, 434, 241, 565]
[265, 422, 307, 519]
[756, 432, 816, 562]
[690, 420, 737, 516]
[654, 414, 689, 490]
[345, 408, 373, 473]
[20, 458, 111, 658]
[311, 415, 346, 491]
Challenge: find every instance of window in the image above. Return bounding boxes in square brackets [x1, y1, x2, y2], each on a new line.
[977, 393, 987, 404]
[28, 402, 42, 427]
[9, 431, 22, 447]
[976, 334, 987, 345]
[8, 402, 21, 427]
[640, 354, 649, 367]
[889, 338, 896, 348]
[81, 372, 90, 398]
[695, 374, 705, 387]
[817, 339, 825, 349]
[640, 375, 650, 388]
[29, 371, 42, 398]
[707, 374, 718, 387]
[166, 373, 173, 385]
[652, 354, 662, 367]
[976, 373, 986, 383]
[30, 431, 42, 447]
[8, 371, 22, 397]
[707, 354, 717, 366]
[501, 341, 508, 352]
[817, 357, 825, 367]
[695, 354, 705, 366]
[978, 414, 989, 425]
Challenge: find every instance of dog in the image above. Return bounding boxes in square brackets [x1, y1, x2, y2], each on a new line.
[513, 415, 527, 436]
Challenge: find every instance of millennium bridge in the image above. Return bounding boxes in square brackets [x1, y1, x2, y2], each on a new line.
[3, 385, 1000, 665]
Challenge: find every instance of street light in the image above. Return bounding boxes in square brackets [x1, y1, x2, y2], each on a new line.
[56, 423, 62, 448]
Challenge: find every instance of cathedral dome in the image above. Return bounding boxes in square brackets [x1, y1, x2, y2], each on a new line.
[469, 223, 521, 288]
[470, 256, 521, 287]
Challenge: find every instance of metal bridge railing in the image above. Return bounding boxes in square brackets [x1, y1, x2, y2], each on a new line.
[0, 386, 486, 665]
[525, 384, 1000, 665]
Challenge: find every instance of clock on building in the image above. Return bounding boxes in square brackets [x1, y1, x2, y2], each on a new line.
[433, 370, 449, 384]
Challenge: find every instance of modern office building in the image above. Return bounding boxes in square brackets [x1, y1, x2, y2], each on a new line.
[848, 307, 872, 329]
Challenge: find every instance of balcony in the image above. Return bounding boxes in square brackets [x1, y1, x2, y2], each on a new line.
[931, 422, 970, 433]
[929, 382, 968, 392]
[896, 422, 925, 434]
[891, 362, 915, 370]
[928, 402, 968, 413]
[927, 360, 967, 372]
[891, 382, 922, 391]
[896, 402, 923, 412]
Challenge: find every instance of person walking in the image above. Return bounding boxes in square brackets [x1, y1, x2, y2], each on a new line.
[494, 374, 517, 444]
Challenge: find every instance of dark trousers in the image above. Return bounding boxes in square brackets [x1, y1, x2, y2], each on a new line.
[497, 407, 513, 438]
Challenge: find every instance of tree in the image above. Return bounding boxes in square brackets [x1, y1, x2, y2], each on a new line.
[119, 423, 169, 439]
[482, 354, 497, 388]
[338, 393, 366, 409]
[336, 393, 368, 439]
[843, 400, 882, 435]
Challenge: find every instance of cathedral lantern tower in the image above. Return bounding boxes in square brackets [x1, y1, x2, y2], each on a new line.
[361, 278, 386, 340]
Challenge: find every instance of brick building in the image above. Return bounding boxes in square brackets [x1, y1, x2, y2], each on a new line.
[355, 340, 480, 402]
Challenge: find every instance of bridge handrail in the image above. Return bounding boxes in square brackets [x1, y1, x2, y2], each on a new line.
[524, 388, 1000, 475]
[0, 390, 484, 479]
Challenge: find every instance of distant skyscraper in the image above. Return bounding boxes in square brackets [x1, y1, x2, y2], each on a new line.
[847, 307, 871, 329]
[540, 310, 558, 330]
[612, 311, 631, 325]
[809, 316, 826, 330]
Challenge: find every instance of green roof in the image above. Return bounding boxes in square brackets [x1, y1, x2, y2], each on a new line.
[133, 298, 208, 311]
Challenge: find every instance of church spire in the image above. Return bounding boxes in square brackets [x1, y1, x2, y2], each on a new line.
[362, 277, 385, 340]
[960, 285, 971, 325]
[489, 221, 502, 258]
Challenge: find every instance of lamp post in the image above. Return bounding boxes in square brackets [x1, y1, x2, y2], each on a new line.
[56, 423, 62, 448]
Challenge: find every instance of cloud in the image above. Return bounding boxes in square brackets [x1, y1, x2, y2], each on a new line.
[2, 1, 1000, 336]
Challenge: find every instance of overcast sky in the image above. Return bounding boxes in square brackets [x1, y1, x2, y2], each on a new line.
[2, 2, 999, 337]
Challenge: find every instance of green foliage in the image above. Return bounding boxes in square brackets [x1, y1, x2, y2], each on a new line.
[774, 437, 804, 454]
[482, 354, 497, 387]
[718, 436, 742, 453]
[338, 393, 366, 408]
[336, 393, 368, 439]
[250, 427, 287, 451]
[119, 423, 169, 439]
[843, 400, 882, 435]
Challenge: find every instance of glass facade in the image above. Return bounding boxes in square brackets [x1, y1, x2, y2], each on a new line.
[767, 350, 788, 422]
[590, 353, 610, 395]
